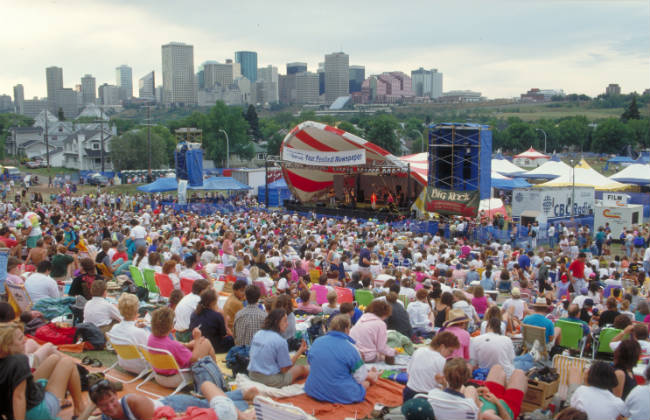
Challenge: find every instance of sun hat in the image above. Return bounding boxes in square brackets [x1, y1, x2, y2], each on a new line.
[511, 287, 521, 298]
[532, 296, 549, 309]
[443, 308, 470, 328]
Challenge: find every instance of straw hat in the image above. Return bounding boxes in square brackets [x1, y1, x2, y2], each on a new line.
[443, 308, 470, 328]
[511, 287, 521, 298]
[532, 297, 549, 310]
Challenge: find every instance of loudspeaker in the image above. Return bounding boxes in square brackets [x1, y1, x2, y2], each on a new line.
[427, 124, 492, 199]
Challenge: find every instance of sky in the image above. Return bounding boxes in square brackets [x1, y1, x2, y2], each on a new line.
[2, 0, 649, 100]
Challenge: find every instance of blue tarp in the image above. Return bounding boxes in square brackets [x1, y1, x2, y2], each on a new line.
[136, 177, 178, 193]
[492, 177, 531, 190]
[137, 176, 251, 193]
[605, 156, 636, 170]
[258, 178, 292, 206]
[186, 149, 204, 187]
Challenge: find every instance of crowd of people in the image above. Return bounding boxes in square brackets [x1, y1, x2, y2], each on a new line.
[0, 188, 649, 420]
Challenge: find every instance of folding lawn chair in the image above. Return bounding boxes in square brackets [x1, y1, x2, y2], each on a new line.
[104, 332, 151, 384]
[354, 289, 374, 307]
[154, 273, 174, 298]
[137, 345, 193, 398]
[180, 277, 194, 295]
[593, 327, 623, 359]
[6, 282, 33, 314]
[555, 320, 587, 357]
[253, 395, 315, 420]
[142, 268, 160, 296]
[522, 323, 549, 359]
[129, 265, 146, 288]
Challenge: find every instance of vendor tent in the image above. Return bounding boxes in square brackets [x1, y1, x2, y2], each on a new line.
[136, 177, 178, 193]
[258, 178, 292, 206]
[513, 147, 550, 168]
[492, 154, 525, 177]
[523, 155, 573, 180]
[609, 164, 650, 186]
[604, 155, 636, 171]
[491, 172, 531, 190]
[137, 176, 252, 193]
[536, 159, 631, 191]
[479, 198, 507, 219]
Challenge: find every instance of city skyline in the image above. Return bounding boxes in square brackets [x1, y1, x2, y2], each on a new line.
[2, 0, 648, 100]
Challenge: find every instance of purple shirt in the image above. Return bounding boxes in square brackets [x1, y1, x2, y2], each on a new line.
[147, 334, 192, 375]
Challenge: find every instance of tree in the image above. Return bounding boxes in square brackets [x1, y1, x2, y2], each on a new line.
[557, 116, 590, 150]
[109, 129, 169, 171]
[627, 118, 650, 147]
[337, 121, 360, 136]
[621, 95, 640, 122]
[57, 107, 65, 121]
[0, 113, 34, 159]
[504, 122, 538, 151]
[365, 114, 400, 154]
[591, 118, 631, 153]
[111, 118, 138, 135]
[243, 105, 261, 140]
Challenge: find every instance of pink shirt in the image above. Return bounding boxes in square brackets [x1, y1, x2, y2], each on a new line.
[222, 239, 233, 255]
[296, 302, 322, 314]
[444, 326, 470, 360]
[472, 296, 488, 315]
[147, 334, 192, 375]
[349, 313, 396, 362]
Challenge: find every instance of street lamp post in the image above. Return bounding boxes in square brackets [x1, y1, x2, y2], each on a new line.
[570, 159, 575, 216]
[536, 128, 547, 154]
[411, 130, 425, 154]
[219, 129, 230, 168]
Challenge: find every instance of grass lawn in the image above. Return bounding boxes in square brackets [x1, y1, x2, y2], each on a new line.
[64, 349, 117, 369]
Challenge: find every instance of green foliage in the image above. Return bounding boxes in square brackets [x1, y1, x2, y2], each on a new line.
[557, 116, 591, 150]
[591, 118, 631, 153]
[337, 121, 360, 136]
[626, 118, 650, 147]
[57, 108, 65, 121]
[111, 118, 138, 135]
[0, 113, 34, 160]
[243, 105, 261, 140]
[109, 129, 169, 171]
[260, 119, 284, 155]
[621, 95, 640, 122]
[365, 114, 400, 154]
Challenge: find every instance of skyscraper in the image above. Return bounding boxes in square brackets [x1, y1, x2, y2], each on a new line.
[99, 84, 121, 106]
[13, 84, 24, 114]
[54, 88, 78, 119]
[317, 63, 325, 96]
[162, 42, 197, 106]
[115, 65, 133, 100]
[46, 66, 63, 112]
[139, 71, 155, 100]
[203, 62, 235, 90]
[295, 72, 320, 104]
[235, 51, 258, 83]
[81, 74, 96, 105]
[287, 62, 307, 75]
[257, 65, 279, 103]
[410, 68, 443, 99]
[324, 52, 349, 104]
[349, 65, 365, 93]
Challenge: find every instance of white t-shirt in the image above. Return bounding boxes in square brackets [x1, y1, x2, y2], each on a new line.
[427, 388, 479, 420]
[24, 272, 59, 302]
[109, 321, 150, 374]
[625, 384, 650, 420]
[469, 332, 515, 378]
[502, 298, 525, 320]
[130, 225, 147, 240]
[570, 385, 629, 420]
[174, 293, 201, 331]
[83, 297, 122, 327]
[611, 339, 650, 360]
[407, 347, 446, 393]
[407, 301, 432, 331]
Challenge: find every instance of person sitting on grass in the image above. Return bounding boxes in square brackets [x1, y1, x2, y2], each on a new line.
[305, 314, 380, 404]
[322, 290, 339, 315]
[0, 322, 87, 420]
[84, 280, 122, 334]
[350, 299, 397, 363]
[295, 289, 322, 314]
[476, 364, 527, 420]
[189, 288, 234, 353]
[426, 357, 480, 420]
[247, 308, 309, 388]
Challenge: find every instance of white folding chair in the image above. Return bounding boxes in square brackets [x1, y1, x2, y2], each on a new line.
[253, 396, 315, 420]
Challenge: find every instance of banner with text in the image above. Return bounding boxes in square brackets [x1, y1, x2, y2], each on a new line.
[424, 187, 480, 217]
[282, 147, 366, 166]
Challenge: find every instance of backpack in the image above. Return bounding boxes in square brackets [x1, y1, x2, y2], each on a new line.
[225, 345, 250, 376]
[34, 323, 77, 345]
[74, 322, 106, 350]
[633, 236, 645, 247]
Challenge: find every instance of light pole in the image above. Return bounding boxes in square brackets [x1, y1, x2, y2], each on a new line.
[536, 128, 547, 154]
[219, 129, 230, 168]
[570, 158, 575, 216]
[411, 129, 425, 154]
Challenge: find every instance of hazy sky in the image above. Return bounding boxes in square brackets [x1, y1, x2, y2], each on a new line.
[3, 0, 649, 99]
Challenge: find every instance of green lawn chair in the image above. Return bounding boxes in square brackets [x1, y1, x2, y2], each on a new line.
[354, 289, 374, 307]
[129, 265, 146, 289]
[555, 320, 586, 357]
[142, 268, 160, 294]
[594, 327, 623, 358]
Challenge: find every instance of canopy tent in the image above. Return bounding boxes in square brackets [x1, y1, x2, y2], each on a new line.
[258, 178, 292, 206]
[609, 164, 650, 186]
[491, 172, 531, 190]
[604, 155, 636, 170]
[491, 155, 525, 177]
[479, 198, 507, 219]
[513, 147, 550, 168]
[281, 121, 421, 203]
[637, 151, 650, 164]
[523, 155, 573, 180]
[536, 159, 631, 191]
[137, 176, 252, 193]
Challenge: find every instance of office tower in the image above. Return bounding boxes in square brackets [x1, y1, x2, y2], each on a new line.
[203, 62, 235, 90]
[23, 97, 48, 118]
[138, 71, 155, 100]
[324, 52, 350, 104]
[278, 75, 294, 105]
[349, 65, 365, 93]
[235, 51, 258, 83]
[605, 84, 621, 95]
[317, 63, 325, 95]
[98, 84, 121, 106]
[161, 42, 197, 105]
[46, 66, 63, 112]
[80, 74, 96, 105]
[257, 65, 278, 103]
[0, 95, 11, 112]
[54, 88, 78, 119]
[13, 84, 24, 114]
[411, 68, 443, 99]
[115, 65, 133, 100]
[295, 72, 320, 104]
[287, 62, 307, 75]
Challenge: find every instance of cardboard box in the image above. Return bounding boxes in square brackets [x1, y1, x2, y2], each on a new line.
[522, 377, 559, 411]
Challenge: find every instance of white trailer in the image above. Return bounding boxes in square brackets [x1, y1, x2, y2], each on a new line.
[593, 203, 643, 237]
[511, 186, 595, 225]
[232, 168, 266, 196]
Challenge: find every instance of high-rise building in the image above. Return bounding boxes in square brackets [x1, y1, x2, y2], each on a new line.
[287, 62, 307, 75]
[235, 51, 258, 83]
[606, 84, 621, 95]
[13, 84, 24, 114]
[46, 66, 63, 112]
[0, 95, 12, 112]
[115, 65, 133, 100]
[203, 62, 235, 90]
[278, 75, 295, 105]
[317, 63, 325, 95]
[162, 42, 197, 106]
[295, 72, 320, 104]
[410, 68, 443, 99]
[99, 84, 121, 106]
[257, 65, 279, 103]
[324, 52, 349, 104]
[139, 71, 155, 100]
[54, 88, 78, 119]
[23, 97, 47, 118]
[80, 74, 96, 105]
[349, 65, 365, 93]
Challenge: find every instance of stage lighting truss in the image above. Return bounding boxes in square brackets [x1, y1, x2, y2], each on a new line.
[428, 126, 482, 192]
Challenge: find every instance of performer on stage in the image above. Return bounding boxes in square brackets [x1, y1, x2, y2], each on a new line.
[371, 191, 377, 210]
[328, 187, 336, 208]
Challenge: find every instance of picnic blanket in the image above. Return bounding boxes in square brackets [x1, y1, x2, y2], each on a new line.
[235, 373, 305, 398]
[33, 297, 76, 320]
[276, 378, 404, 420]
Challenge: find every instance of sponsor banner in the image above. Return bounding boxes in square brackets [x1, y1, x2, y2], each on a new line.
[282, 147, 366, 166]
[424, 187, 480, 217]
[602, 193, 629, 207]
[178, 179, 188, 205]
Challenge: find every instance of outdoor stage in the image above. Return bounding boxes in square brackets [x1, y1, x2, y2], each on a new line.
[283, 200, 413, 222]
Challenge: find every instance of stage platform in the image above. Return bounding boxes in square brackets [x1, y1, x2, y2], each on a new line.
[283, 200, 412, 222]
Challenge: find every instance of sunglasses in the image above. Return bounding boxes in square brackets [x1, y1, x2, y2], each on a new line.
[89, 379, 112, 398]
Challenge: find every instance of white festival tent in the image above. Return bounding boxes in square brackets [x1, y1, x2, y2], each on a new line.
[609, 163, 650, 186]
[492, 154, 525, 177]
[523, 156, 573, 180]
[536, 159, 631, 191]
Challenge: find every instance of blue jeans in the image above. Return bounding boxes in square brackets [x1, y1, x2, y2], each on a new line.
[161, 390, 248, 412]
